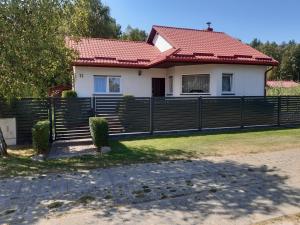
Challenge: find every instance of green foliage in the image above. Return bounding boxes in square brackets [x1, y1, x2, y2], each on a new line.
[0, 0, 147, 99]
[122, 95, 135, 101]
[89, 117, 109, 150]
[0, 0, 75, 99]
[121, 26, 148, 41]
[65, 0, 121, 38]
[62, 90, 77, 98]
[250, 39, 300, 81]
[267, 86, 300, 96]
[32, 120, 50, 154]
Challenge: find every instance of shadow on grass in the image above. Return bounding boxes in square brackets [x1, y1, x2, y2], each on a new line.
[0, 142, 194, 178]
[2, 126, 300, 178]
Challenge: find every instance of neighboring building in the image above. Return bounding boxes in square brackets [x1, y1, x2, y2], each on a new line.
[267, 80, 299, 88]
[67, 25, 278, 97]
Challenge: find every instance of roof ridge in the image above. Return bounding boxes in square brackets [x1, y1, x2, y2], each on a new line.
[152, 25, 224, 34]
[68, 36, 148, 44]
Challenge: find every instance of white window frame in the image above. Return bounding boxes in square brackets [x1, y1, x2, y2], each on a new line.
[94, 75, 122, 94]
[222, 73, 234, 94]
[181, 74, 210, 95]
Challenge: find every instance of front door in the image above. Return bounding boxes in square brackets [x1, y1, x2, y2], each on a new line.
[152, 78, 165, 97]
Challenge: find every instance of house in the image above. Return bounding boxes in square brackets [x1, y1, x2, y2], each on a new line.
[67, 25, 278, 97]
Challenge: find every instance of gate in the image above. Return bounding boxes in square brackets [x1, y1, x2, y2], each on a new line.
[53, 98, 93, 140]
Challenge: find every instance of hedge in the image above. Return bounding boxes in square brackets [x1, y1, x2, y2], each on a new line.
[89, 117, 109, 150]
[32, 120, 50, 154]
[62, 90, 77, 98]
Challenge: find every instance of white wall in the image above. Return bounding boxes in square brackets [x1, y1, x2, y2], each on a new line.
[153, 34, 173, 52]
[74, 66, 167, 97]
[74, 64, 267, 97]
[0, 118, 16, 146]
[167, 64, 267, 96]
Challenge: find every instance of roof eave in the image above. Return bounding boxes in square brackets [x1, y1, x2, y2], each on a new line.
[73, 62, 149, 69]
[165, 57, 279, 66]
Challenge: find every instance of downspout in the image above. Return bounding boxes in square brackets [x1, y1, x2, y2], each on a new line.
[264, 66, 274, 96]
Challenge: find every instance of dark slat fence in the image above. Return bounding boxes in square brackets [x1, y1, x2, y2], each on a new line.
[53, 98, 93, 140]
[1, 96, 300, 143]
[94, 97, 151, 134]
[153, 97, 198, 131]
[0, 98, 49, 144]
[202, 97, 242, 128]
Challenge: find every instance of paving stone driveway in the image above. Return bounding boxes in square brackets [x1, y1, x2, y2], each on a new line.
[1, 149, 300, 225]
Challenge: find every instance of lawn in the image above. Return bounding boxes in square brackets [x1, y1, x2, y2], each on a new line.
[1, 127, 300, 178]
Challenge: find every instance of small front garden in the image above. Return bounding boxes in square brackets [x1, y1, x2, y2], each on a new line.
[1, 127, 300, 178]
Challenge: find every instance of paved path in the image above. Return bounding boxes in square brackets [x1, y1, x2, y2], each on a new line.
[1, 149, 300, 225]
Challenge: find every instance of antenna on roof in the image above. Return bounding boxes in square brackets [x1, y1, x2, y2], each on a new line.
[206, 22, 213, 31]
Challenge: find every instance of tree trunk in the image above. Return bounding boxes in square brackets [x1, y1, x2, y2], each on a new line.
[0, 127, 8, 157]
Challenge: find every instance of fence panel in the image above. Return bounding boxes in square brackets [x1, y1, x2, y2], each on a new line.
[153, 97, 198, 131]
[15, 99, 49, 144]
[280, 96, 300, 125]
[1, 96, 300, 143]
[202, 97, 242, 128]
[0, 99, 14, 118]
[53, 98, 92, 140]
[243, 97, 278, 127]
[95, 97, 150, 133]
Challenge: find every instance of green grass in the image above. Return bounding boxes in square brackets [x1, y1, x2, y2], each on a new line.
[267, 86, 300, 96]
[1, 127, 300, 178]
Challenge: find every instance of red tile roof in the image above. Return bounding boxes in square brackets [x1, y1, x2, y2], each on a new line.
[267, 80, 299, 88]
[148, 25, 278, 66]
[67, 25, 279, 68]
[67, 37, 162, 67]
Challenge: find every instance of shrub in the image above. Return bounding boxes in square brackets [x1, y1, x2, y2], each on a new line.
[62, 90, 77, 98]
[122, 95, 135, 101]
[89, 117, 109, 150]
[32, 120, 50, 154]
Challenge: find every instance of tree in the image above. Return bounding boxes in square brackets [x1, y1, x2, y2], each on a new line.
[250, 38, 263, 49]
[292, 45, 300, 81]
[65, 0, 121, 38]
[0, 0, 75, 98]
[250, 38, 300, 81]
[121, 25, 148, 41]
[0, 127, 7, 157]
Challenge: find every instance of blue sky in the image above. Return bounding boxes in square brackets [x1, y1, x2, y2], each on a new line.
[103, 0, 300, 43]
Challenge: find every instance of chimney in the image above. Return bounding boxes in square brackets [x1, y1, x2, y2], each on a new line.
[206, 22, 213, 31]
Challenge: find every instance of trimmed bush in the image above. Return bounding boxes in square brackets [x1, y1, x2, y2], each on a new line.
[62, 90, 77, 98]
[122, 95, 135, 101]
[32, 120, 50, 154]
[89, 117, 109, 151]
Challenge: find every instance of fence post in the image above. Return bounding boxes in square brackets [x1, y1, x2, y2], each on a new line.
[277, 96, 281, 126]
[198, 97, 202, 131]
[93, 96, 96, 116]
[52, 98, 56, 141]
[48, 98, 53, 143]
[150, 97, 154, 135]
[240, 96, 245, 129]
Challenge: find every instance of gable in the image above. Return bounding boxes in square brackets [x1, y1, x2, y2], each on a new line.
[152, 33, 173, 52]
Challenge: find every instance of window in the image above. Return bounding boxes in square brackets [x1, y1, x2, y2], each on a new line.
[94, 76, 121, 93]
[94, 76, 106, 92]
[222, 73, 233, 92]
[168, 76, 173, 93]
[182, 74, 210, 94]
